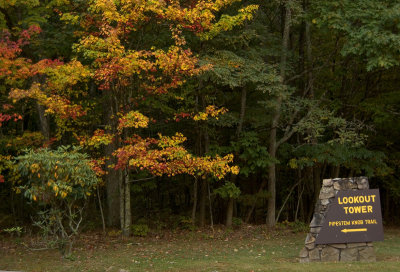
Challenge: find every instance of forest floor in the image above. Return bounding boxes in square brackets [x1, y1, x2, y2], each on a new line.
[0, 225, 400, 272]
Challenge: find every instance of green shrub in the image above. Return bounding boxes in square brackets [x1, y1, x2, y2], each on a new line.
[2, 226, 23, 237]
[131, 224, 150, 237]
[15, 146, 100, 257]
[277, 220, 308, 233]
[178, 216, 195, 231]
[214, 182, 241, 199]
[232, 217, 243, 228]
[289, 220, 309, 233]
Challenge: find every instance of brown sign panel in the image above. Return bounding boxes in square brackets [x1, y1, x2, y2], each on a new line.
[315, 189, 384, 244]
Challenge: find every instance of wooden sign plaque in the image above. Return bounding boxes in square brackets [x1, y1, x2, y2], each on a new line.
[315, 189, 384, 244]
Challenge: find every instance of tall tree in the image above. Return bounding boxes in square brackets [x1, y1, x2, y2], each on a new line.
[7, 0, 256, 233]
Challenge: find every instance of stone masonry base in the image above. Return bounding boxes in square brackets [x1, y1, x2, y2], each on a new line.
[299, 177, 376, 262]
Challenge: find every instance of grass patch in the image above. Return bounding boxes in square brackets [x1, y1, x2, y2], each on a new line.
[0, 226, 399, 271]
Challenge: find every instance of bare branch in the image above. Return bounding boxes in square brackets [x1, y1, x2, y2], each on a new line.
[127, 176, 156, 183]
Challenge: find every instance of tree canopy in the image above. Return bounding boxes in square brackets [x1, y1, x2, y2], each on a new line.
[0, 0, 399, 246]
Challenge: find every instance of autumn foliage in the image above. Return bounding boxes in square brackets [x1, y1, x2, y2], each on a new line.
[0, 0, 260, 206]
[62, 0, 255, 178]
[0, 1, 261, 246]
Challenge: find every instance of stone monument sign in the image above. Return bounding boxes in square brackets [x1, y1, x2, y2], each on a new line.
[299, 177, 383, 262]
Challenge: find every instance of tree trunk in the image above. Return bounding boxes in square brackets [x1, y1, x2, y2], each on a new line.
[226, 198, 234, 227]
[208, 181, 214, 230]
[295, 172, 305, 221]
[97, 185, 106, 234]
[199, 123, 210, 227]
[0, 7, 14, 30]
[105, 157, 120, 227]
[236, 87, 247, 136]
[266, 1, 292, 229]
[266, 151, 277, 228]
[313, 164, 321, 205]
[104, 94, 120, 227]
[32, 75, 50, 141]
[225, 175, 236, 228]
[245, 178, 267, 223]
[305, 15, 313, 97]
[298, 10, 305, 92]
[119, 169, 131, 236]
[36, 102, 50, 140]
[123, 170, 131, 236]
[119, 170, 125, 234]
[193, 93, 201, 225]
[226, 87, 247, 227]
[191, 177, 198, 224]
[276, 181, 299, 223]
[199, 178, 207, 227]
[332, 166, 340, 178]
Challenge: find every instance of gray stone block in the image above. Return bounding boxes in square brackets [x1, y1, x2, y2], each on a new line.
[333, 179, 358, 190]
[299, 247, 309, 258]
[356, 177, 369, 190]
[309, 248, 320, 261]
[359, 246, 376, 262]
[340, 248, 358, 261]
[330, 243, 347, 249]
[316, 244, 326, 250]
[305, 233, 315, 242]
[315, 203, 328, 213]
[347, 242, 367, 248]
[310, 213, 325, 227]
[321, 246, 340, 262]
[319, 186, 335, 199]
[305, 242, 315, 250]
[305, 234, 316, 249]
[310, 227, 321, 234]
[321, 199, 330, 205]
[323, 179, 333, 186]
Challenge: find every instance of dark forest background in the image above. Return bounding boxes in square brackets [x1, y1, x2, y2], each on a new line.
[1, 0, 400, 238]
